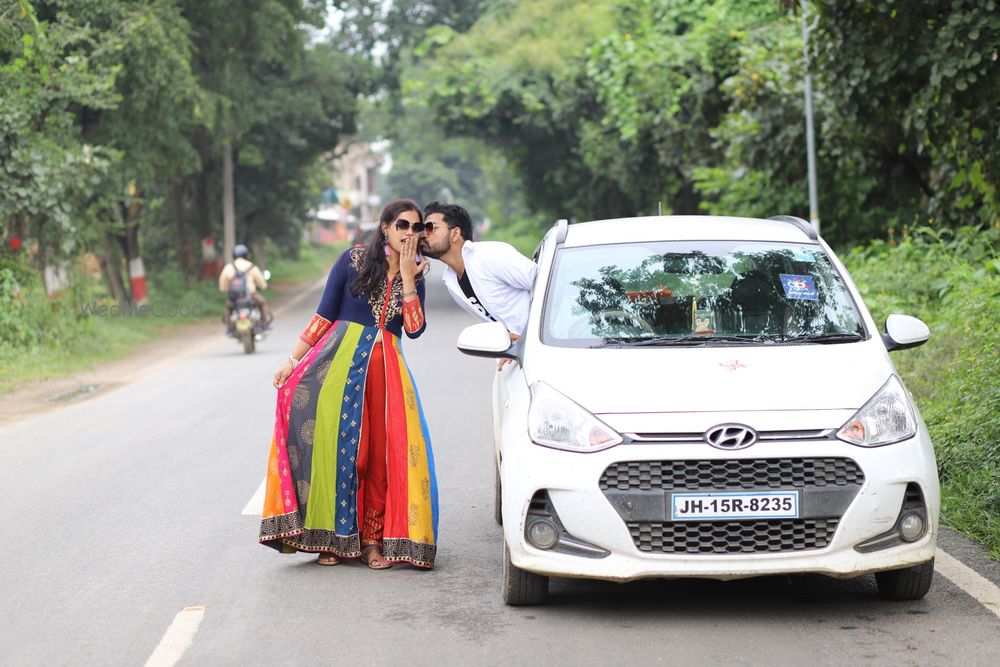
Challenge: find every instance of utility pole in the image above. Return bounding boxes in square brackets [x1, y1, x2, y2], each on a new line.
[222, 61, 236, 261]
[801, 0, 820, 234]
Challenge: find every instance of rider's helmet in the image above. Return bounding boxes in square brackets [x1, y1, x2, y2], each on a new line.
[233, 244, 249, 259]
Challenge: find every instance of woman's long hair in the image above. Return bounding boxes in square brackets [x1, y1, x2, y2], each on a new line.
[350, 198, 423, 297]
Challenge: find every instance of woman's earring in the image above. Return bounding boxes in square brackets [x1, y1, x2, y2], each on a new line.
[383, 238, 391, 256]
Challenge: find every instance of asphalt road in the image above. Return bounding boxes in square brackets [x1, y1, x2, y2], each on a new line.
[2, 262, 999, 666]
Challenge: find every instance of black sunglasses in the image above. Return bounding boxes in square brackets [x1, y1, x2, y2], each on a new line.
[393, 219, 441, 234]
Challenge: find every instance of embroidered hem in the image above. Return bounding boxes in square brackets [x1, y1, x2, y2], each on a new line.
[282, 531, 362, 557]
[260, 512, 363, 556]
[383, 537, 436, 569]
[259, 512, 304, 541]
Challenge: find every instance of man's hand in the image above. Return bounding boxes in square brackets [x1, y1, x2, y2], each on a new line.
[497, 332, 521, 371]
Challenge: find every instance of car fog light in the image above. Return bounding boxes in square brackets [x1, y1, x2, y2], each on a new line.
[899, 512, 925, 542]
[527, 519, 559, 550]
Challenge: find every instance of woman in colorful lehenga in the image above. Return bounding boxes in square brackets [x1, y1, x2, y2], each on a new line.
[260, 199, 438, 570]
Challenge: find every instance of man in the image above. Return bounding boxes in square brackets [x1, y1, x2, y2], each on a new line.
[218, 243, 272, 330]
[418, 201, 536, 346]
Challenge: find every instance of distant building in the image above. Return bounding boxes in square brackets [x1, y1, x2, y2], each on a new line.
[330, 140, 385, 236]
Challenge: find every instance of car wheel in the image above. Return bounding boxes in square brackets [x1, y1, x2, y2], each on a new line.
[875, 559, 934, 600]
[494, 462, 503, 526]
[502, 543, 548, 606]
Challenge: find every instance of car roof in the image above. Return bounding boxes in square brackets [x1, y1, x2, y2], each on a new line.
[560, 215, 819, 247]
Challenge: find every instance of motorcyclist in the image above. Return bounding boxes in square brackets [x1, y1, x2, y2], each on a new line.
[218, 244, 272, 331]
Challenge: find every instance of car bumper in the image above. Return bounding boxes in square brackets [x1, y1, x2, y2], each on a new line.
[501, 432, 940, 583]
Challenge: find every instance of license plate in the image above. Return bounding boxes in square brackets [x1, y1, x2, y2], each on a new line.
[670, 491, 799, 521]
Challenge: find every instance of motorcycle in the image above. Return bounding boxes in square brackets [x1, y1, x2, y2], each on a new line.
[227, 269, 271, 354]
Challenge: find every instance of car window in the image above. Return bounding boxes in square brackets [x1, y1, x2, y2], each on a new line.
[542, 240, 866, 346]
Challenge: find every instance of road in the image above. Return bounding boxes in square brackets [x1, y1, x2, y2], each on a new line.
[2, 263, 999, 666]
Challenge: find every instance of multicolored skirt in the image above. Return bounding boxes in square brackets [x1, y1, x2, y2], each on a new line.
[259, 321, 439, 568]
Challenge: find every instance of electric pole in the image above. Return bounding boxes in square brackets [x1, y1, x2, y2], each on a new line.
[801, 0, 821, 234]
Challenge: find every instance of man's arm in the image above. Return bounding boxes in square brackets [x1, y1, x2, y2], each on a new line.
[250, 266, 268, 291]
[494, 243, 537, 291]
[218, 264, 232, 292]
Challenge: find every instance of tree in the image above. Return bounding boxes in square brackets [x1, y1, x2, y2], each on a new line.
[179, 0, 371, 262]
[1, 0, 121, 291]
[809, 0, 1000, 229]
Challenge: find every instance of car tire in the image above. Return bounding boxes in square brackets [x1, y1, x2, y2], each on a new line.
[875, 558, 935, 600]
[502, 544, 548, 606]
[494, 462, 503, 526]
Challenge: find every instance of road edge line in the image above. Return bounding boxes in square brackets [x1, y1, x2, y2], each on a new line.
[935, 548, 1000, 619]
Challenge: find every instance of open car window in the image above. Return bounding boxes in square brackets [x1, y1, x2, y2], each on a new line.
[541, 241, 866, 347]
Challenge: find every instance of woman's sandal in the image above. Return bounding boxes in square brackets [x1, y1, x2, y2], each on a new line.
[317, 552, 340, 566]
[360, 543, 392, 570]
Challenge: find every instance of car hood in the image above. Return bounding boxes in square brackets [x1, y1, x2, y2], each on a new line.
[524, 340, 892, 414]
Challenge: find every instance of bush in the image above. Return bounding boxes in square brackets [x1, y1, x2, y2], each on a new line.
[844, 223, 1000, 557]
[0, 262, 91, 351]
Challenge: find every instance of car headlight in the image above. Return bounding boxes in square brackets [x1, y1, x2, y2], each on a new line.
[837, 375, 917, 447]
[528, 381, 623, 452]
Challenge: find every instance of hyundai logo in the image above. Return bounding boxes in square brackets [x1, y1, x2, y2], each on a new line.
[704, 424, 758, 450]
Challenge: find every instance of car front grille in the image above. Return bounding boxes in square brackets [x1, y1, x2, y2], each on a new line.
[601, 458, 862, 555]
[628, 518, 841, 554]
[600, 457, 864, 491]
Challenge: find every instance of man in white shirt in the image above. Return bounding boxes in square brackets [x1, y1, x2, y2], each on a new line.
[418, 202, 536, 340]
[218, 243, 272, 330]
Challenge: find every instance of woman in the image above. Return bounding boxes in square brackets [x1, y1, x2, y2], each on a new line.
[259, 199, 438, 570]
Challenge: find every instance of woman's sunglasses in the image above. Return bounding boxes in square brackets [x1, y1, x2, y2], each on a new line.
[393, 219, 440, 234]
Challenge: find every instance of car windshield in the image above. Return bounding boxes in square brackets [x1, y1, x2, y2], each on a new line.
[542, 240, 866, 347]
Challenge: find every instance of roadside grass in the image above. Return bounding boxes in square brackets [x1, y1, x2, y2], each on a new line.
[266, 240, 345, 285]
[0, 242, 346, 393]
[843, 225, 1000, 558]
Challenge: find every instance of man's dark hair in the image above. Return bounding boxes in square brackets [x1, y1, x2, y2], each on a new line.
[424, 201, 473, 241]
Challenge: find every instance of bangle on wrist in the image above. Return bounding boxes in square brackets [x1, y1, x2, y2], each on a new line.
[402, 289, 417, 297]
[289, 354, 300, 367]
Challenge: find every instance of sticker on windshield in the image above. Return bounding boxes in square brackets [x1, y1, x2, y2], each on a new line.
[780, 274, 818, 300]
[791, 248, 817, 262]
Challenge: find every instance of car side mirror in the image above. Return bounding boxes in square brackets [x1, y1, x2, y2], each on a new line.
[457, 321, 521, 360]
[882, 314, 930, 352]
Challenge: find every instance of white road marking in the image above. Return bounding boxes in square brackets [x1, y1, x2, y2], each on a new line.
[144, 606, 206, 667]
[242, 478, 266, 516]
[936, 548, 1000, 619]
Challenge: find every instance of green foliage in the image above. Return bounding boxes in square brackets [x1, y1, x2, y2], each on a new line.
[400, 0, 1000, 249]
[407, 0, 630, 218]
[1, 0, 370, 340]
[266, 240, 347, 284]
[811, 0, 1000, 232]
[0, 241, 340, 392]
[0, 1, 122, 260]
[845, 224, 1000, 556]
[0, 261, 91, 350]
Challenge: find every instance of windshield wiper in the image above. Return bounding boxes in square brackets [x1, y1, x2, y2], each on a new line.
[775, 332, 865, 344]
[592, 332, 863, 348]
[596, 334, 770, 347]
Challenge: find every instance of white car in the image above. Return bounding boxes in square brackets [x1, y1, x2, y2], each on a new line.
[458, 215, 939, 606]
